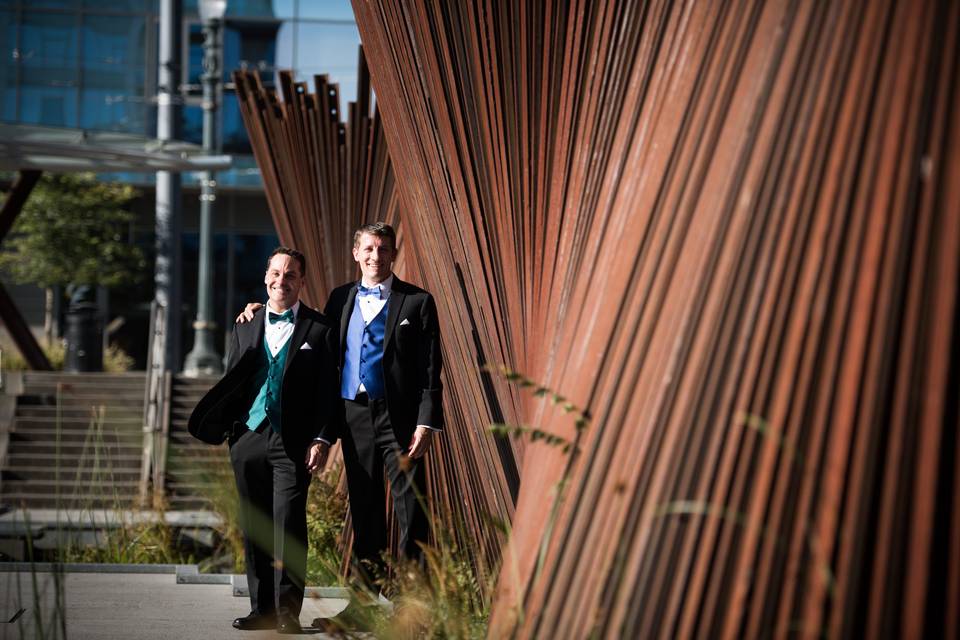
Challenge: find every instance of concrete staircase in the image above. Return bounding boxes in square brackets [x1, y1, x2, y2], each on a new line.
[0, 372, 146, 509]
[164, 374, 227, 510]
[0, 371, 230, 511]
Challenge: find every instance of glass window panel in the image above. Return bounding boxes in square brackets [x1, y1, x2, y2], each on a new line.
[226, 0, 291, 19]
[271, 0, 295, 19]
[294, 21, 358, 109]
[83, 15, 146, 69]
[20, 14, 79, 126]
[273, 19, 293, 71]
[297, 0, 354, 21]
[81, 16, 147, 133]
[84, 0, 146, 10]
[221, 91, 250, 154]
[0, 9, 15, 121]
[2, 89, 15, 122]
[28, 0, 81, 8]
[232, 233, 280, 306]
[225, 23, 278, 78]
[80, 87, 145, 132]
[186, 23, 203, 86]
[21, 12, 79, 69]
[20, 85, 78, 126]
[182, 103, 202, 144]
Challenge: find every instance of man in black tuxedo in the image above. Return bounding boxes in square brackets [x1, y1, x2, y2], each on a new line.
[189, 247, 340, 634]
[322, 222, 443, 588]
[236, 224, 443, 603]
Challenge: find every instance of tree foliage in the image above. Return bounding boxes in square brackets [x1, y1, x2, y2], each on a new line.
[0, 173, 146, 289]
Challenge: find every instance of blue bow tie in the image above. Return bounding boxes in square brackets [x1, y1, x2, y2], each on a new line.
[357, 284, 381, 299]
[268, 309, 295, 324]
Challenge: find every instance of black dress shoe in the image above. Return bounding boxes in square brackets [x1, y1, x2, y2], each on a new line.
[276, 614, 303, 634]
[232, 611, 276, 630]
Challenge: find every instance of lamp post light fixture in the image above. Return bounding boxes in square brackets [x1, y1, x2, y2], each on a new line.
[184, 0, 227, 376]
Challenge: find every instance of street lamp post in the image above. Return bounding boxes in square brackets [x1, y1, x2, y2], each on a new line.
[184, 0, 227, 376]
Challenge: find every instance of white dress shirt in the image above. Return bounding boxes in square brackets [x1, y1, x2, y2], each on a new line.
[264, 300, 299, 356]
[357, 274, 393, 323]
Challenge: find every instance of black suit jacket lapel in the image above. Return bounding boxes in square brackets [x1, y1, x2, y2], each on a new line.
[283, 307, 312, 377]
[384, 278, 405, 352]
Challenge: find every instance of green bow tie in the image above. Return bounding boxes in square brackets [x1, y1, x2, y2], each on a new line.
[268, 309, 294, 324]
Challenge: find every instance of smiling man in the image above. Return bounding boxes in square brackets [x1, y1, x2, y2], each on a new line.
[323, 222, 444, 595]
[234, 225, 444, 627]
[189, 247, 341, 634]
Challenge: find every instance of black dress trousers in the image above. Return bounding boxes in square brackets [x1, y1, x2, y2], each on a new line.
[340, 394, 429, 585]
[229, 422, 311, 617]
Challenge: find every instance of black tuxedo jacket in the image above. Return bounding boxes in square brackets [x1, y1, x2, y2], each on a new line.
[324, 276, 443, 446]
[188, 304, 342, 456]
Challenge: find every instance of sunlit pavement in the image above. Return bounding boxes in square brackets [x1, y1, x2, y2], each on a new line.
[0, 565, 349, 639]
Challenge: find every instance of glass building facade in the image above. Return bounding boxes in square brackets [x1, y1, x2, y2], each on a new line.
[0, 0, 361, 368]
[0, 0, 361, 186]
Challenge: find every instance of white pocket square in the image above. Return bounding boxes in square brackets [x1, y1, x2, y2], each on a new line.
[300, 342, 312, 350]
[400, 318, 411, 326]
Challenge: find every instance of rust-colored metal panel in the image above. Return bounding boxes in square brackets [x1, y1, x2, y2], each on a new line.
[347, 0, 960, 637]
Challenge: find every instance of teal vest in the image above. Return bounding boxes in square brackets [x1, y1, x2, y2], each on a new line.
[244, 336, 291, 432]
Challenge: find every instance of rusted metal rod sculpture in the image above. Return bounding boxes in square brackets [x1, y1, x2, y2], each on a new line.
[349, 0, 960, 637]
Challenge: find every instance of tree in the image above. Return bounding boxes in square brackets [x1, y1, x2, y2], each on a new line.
[0, 173, 146, 345]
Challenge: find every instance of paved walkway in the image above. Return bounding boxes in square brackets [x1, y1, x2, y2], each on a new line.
[0, 564, 349, 639]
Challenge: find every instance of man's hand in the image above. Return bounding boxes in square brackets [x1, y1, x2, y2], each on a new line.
[305, 441, 330, 474]
[235, 302, 264, 324]
[407, 426, 435, 459]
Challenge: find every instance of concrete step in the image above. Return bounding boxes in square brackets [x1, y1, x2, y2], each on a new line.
[20, 386, 146, 399]
[155, 376, 218, 508]
[2, 467, 142, 481]
[3, 436, 142, 450]
[14, 405, 143, 418]
[10, 420, 143, 442]
[0, 493, 141, 508]
[4, 447, 143, 463]
[20, 389, 145, 401]
[11, 418, 143, 432]
[21, 373, 144, 384]
[17, 396, 145, 409]
[2, 479, 142, 494]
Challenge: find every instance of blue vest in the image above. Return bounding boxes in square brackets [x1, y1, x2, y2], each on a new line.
[244, 336, 290, 431]
[341, 296, 388, 400]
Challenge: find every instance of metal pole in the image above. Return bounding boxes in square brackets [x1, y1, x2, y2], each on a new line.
[155, 0, 182, 374]
[183, 13, 223, 376]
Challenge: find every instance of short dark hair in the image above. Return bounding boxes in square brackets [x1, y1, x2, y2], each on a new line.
[266, 246, 306, 276]
[353, 222, 397, 250]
